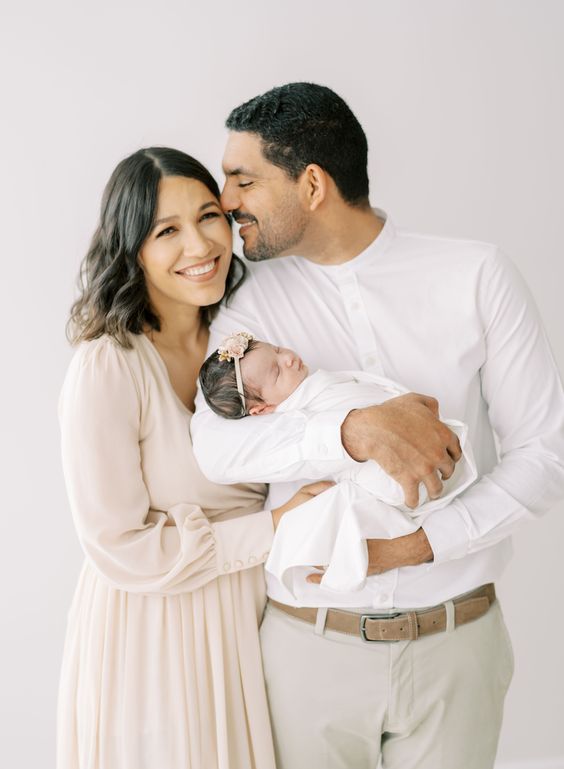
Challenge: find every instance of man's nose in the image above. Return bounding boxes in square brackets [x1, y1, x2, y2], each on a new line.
[220, 180, 239, 213]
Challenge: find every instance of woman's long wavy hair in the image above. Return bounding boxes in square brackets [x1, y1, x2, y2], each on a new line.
[67, 147, 246, 348]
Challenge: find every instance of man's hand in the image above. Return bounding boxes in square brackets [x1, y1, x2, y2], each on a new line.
[341, 393, 462, 508]
[305, 528, 433, 583]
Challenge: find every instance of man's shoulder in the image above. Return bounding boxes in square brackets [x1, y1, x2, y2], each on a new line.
[394, 227, 499, 266]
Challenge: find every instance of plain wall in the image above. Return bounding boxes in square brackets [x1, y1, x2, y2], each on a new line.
[1, 1, 562, 766]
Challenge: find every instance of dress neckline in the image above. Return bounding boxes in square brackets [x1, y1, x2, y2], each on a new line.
[137, 333, 194, 417]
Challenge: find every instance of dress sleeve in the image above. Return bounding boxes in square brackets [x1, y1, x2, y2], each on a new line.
[59, 338, 273, 594]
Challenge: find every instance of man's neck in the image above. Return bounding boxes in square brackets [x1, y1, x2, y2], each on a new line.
[296, 206, 384, 266]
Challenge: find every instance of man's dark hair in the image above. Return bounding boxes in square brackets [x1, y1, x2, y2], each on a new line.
[226, 82, 370, 207]
[199, 341, 263, 419]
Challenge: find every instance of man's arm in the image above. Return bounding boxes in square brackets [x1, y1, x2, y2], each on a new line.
[369, 250, 564, 573]
[306, 527, 433, 585]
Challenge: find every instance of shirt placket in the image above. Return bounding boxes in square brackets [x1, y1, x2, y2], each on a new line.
[337, 268, 398, 609]
[337, 270, 384, 375]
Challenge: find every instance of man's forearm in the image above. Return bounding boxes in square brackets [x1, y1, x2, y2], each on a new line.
[366, 528, 434, 575]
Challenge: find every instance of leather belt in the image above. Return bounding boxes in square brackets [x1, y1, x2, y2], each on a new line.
[269, 583, 496, 643]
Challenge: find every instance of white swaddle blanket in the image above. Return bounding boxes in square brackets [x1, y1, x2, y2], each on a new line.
[227, 370, 477, 601]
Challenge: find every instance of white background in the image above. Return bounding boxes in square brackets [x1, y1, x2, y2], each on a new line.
[1, 1, 563, 767]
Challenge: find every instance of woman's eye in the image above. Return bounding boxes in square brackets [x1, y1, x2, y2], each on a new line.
[238, 182, 253, 188]
[156, 226, 176, 238]
[201, 212, 220, 222]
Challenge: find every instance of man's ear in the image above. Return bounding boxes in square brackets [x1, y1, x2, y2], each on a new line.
[248, 402, 277, 416]
[299, 164, 327, 212]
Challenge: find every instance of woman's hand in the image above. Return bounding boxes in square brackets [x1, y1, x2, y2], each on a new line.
[271, 481, 334, 530]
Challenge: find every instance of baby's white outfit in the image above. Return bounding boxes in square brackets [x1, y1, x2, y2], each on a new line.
[234, 370, 477, 601]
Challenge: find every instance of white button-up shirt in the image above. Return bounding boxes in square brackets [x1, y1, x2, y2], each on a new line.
[192, 211, 564, 609]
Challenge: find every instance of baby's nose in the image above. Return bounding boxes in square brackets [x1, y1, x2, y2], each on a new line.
[286, 353, 297, 367]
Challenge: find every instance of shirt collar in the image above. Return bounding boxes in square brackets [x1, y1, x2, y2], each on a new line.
[301, 208, 396, 275]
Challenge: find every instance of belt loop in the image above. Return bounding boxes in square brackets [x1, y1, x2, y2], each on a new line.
[406, 611, 419, 641]
[444, 600, 455, 633]
[314, 607, 329, 636]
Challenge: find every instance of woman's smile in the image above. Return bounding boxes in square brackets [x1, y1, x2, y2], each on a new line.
[175, 255, 221, 281]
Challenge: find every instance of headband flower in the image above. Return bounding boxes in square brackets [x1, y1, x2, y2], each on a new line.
[217, 331, 254, 362]
[217, 331, 254, 414]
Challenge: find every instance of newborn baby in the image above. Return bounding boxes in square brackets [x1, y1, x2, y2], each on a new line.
[199, 332, 477, 599]
[199, 333, 310, 418]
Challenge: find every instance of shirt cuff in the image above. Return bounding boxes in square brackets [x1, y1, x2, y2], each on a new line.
[212, 509, 274, 575]
[421, 499, 472, 565]
[302, 409, 350, 462]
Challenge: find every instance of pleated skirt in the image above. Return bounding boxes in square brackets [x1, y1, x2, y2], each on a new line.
[57, 562, 276, 769]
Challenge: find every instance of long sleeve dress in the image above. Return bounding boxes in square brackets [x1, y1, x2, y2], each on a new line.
[56, 332, 276, 769]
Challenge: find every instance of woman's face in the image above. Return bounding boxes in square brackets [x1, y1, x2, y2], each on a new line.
[139, 176, 233, 317]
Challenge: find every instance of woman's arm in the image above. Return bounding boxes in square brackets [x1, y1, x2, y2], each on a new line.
[60, 338, 274, 594]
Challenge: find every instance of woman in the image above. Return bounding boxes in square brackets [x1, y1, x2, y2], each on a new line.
[57, 147, 326, 769]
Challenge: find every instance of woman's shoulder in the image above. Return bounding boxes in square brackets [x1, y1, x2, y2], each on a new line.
[69, 332, 139, 368]
[64, 333, 146, 396]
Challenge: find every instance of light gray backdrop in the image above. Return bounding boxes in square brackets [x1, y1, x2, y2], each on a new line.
[1, 1, 562, 767]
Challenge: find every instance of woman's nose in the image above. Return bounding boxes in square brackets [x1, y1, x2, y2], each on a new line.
[182, 229, 213, 259]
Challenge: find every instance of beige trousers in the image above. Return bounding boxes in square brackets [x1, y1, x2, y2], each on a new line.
[259, 599, 514, 769]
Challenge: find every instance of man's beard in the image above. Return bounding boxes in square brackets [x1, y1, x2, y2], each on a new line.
[239, 199, 308, 262]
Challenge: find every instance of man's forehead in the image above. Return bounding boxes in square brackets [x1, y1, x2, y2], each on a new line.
[222, 131, 264, 175]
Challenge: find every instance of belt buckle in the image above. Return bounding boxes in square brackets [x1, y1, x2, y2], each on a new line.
[360, 612, 401, 643]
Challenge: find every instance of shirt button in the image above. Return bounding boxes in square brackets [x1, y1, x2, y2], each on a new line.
[235, 560, 243, 568]
[365, 356, 376, 367]
[223, 562, 231, 572]
[248, 555, 257, 564]
[379, 593, 390, 603]
[351, 301, 360, 311]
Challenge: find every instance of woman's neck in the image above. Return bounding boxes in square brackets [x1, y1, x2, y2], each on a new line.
[148, 305, 206, 353]
[145, 307, 210, 412]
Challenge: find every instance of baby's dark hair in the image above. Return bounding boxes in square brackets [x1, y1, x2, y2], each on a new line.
[199, 340, 264, 419]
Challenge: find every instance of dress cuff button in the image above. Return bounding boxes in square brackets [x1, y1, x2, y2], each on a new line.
[223, 562, 230, 572]
[235, 560, 243, 568]
[248, 555, 257, 564]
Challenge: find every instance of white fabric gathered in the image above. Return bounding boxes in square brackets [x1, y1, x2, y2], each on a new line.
[260, 370, 477, 601]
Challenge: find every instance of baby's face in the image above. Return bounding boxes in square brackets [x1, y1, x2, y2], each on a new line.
[240, 342, 309, 414]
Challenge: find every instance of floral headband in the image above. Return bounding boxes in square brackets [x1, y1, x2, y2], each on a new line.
[217, 331, 254, 412]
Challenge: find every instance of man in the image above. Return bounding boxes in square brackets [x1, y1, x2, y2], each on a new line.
[192, 82, 564, 768]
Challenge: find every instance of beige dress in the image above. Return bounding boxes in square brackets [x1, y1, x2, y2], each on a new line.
[56, 333, 276, 769]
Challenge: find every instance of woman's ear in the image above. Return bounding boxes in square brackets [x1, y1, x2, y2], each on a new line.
[248, 402, 277, 416]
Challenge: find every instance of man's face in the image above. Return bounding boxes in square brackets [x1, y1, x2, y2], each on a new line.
[221, 131, 308, 261]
